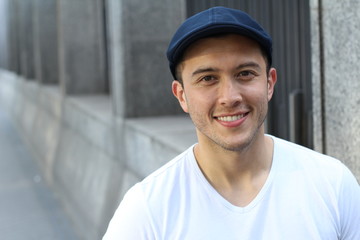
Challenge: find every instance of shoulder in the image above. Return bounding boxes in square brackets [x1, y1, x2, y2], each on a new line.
[271, 135, 345, 171]
[103, 145, 196, 239]
[270, 136, 360, 228]
[102, 182, 155, 239]
[270, 135, 355, 192]
[140, 144, 194, 190]
[125, 144, 197, 208]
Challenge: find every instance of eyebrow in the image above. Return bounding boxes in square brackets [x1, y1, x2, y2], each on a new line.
[235, 62, 262, 71]
[191, 62, 262, 77]
[191, 67, 219, 77]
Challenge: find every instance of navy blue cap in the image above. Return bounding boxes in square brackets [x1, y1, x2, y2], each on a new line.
[166, 6, 272, 79]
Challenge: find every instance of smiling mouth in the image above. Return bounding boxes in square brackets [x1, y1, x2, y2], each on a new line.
[216, 113, 247, 122]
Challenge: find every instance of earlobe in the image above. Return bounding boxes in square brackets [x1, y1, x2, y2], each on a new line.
[172, 81, 189, 113]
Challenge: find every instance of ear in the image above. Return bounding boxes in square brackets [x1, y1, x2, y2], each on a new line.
[267, 68, 277, 101]
[172, 81, 189, 113]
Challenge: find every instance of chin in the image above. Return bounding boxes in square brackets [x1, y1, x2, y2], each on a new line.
[218, 142, 251, 152]
[210, 137, 252, 152]
[216, 130, 262, 152]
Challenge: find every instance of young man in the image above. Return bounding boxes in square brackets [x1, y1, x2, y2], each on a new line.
[103, 7, 360, 239]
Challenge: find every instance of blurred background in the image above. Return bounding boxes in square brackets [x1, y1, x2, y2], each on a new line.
[0, 0, 359, 239]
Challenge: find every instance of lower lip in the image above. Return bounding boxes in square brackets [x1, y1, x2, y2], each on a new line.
[215, 114, 248, 128]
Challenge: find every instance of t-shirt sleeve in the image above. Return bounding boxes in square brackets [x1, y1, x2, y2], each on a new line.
[102, 184, 156, 240]
[338, 165, 360, 240]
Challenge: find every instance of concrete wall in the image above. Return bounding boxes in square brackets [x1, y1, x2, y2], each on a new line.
[310, 0, 360, 181]
[322, 0, 360, 181]
[0, 0, 190, 239]
[107, 0, 185, 117]
[5, 0, 19, 73]
[57, 0, 108, 95]
[17, 0, 36, 79]
[33, 0, 59, 84]
[0, 0, 360, 239]
[0, 0, 8, 69]
[0, 70, 196, 239]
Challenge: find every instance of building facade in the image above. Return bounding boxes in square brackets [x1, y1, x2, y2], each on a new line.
[0, 0, 359, 239]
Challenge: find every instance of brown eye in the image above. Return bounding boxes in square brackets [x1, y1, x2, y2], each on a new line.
[239, 71, 252, 77]
[237, 71, 255, 80]
[201, 76, 215, 82]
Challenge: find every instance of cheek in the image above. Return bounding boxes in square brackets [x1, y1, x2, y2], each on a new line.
[245, 82, 266, 94]
[245, 84, 270, 107]
[185, 90, 213, 112]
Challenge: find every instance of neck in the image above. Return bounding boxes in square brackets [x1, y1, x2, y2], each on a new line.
[194, 131, 274, 206]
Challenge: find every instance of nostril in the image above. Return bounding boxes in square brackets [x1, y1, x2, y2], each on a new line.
[219, 90, 242, 106]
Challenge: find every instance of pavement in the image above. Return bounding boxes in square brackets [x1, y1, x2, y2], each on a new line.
[0, 104, 79, 240]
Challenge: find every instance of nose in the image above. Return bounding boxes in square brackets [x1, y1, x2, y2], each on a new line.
[218, 78, 242, 107]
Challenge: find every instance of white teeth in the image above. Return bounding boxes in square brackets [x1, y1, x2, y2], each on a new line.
[217, 114, 244, 122]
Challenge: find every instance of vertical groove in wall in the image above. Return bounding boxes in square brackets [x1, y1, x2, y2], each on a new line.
[318, 0, 327, 154]
[102, 0, 110, 94]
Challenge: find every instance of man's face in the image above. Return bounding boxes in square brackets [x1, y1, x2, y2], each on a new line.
[172, 34, 277, 152]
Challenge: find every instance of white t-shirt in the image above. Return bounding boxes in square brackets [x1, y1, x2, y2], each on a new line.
[103, 136, 360, 240]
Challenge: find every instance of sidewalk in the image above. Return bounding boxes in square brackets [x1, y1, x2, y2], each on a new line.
[0, 105, 78, 240]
